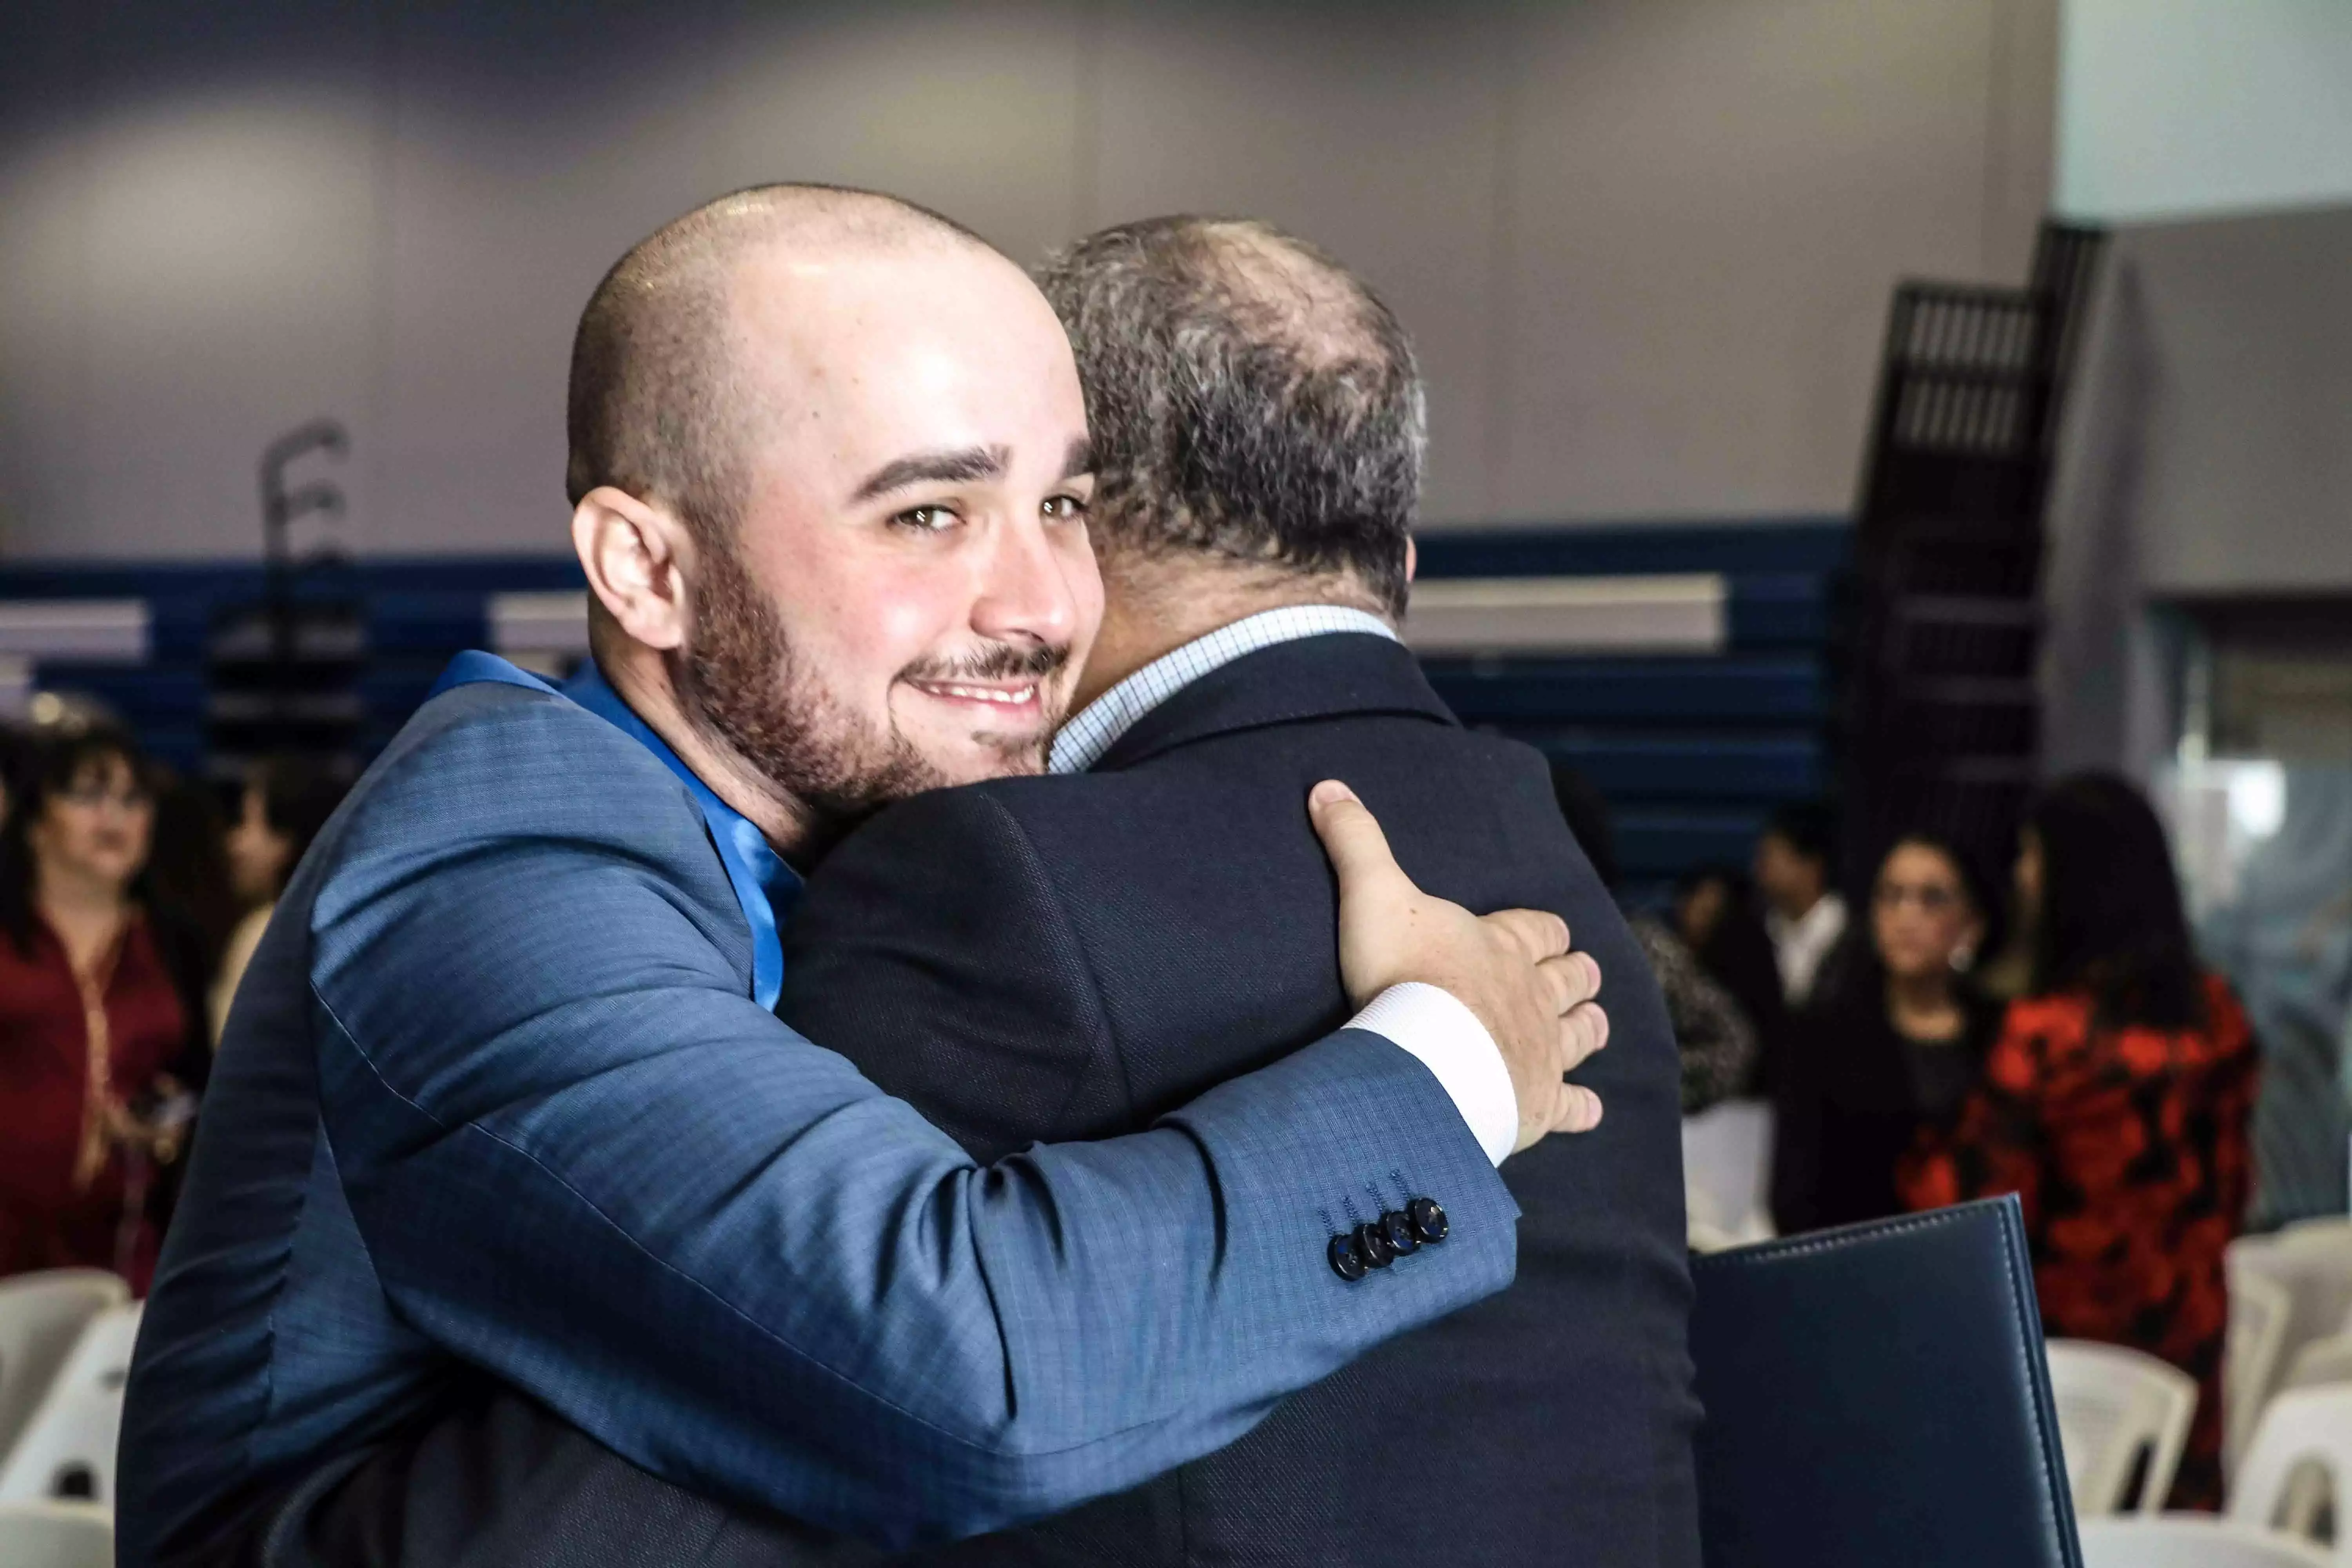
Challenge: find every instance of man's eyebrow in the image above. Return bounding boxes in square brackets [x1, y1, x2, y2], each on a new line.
[850, 445, 1009, 503]
[1058, 436, 1095, 482]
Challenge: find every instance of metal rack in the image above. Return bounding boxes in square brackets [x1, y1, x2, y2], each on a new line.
[204, 421, 361, 781]
[1842, 222, 2105, 884]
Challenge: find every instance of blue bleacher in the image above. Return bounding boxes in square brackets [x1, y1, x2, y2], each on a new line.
[0, 521, 1847, 897]
[0, 557, 585, 774]
[1415, 519, 1847, 900]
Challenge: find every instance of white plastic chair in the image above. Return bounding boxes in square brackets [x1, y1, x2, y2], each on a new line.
[2230, 1229, 2352, 1486]
[2281, 1330, 2352, 1394]
[2281, 1216, 2352, 1248]
[0, 1501, 113, 1568]
[2230, 1270, 2298, 1479]
[2233, 1230, 2352, 1377]
[1686, 1216, 1737, 1253]
[0, 1302, 142, 1508]
[2046, 1340, 2198, 1516]
[1682, 1098, 1775, 1242]
[2078, 1515, 2332, 1567]
[0, 1271, 126, 1466]
[2230, 1384, 2352, 1560]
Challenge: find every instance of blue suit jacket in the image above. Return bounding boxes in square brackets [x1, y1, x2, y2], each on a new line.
[116, 668, 1518, 1563]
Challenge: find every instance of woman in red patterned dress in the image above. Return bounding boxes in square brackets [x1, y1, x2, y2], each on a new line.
[1903, 773, 2256, 1510]
[0, 724, 195, 1291]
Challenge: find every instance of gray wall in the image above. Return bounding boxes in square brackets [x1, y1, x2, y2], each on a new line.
[0, 0, 2057, 560]
[2041, 204, 2352, 777]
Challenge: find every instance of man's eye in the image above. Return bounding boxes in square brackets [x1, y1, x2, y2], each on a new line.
[892, 505, 960, 533]
[1043, 495, 1091, 522]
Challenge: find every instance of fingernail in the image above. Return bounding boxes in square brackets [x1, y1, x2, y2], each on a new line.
[1309, 780, 1357, 808]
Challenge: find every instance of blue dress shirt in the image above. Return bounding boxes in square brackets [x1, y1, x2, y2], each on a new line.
[430, 650, 798, 1009]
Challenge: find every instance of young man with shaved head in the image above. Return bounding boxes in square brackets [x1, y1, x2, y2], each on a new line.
[118, 187, 1607, 1567]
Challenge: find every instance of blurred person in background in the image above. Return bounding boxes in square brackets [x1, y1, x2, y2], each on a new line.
[1754, 800, 1846, 1009]
[0, 724, 195, 1288]
[1554, 764, 1757, 1111]
[144, 769, 237, 1083]
[212, 756, 349, 1041]
[1772, 833, 2001, 1233]
[1675, 863, 1787, 1094]
[127, 766, 237, 1239]
[1903, 772, 2256, 1510]
[0, 721, 35, 827]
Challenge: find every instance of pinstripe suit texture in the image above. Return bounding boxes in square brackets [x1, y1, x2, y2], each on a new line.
[115, 670, 1520, 1564]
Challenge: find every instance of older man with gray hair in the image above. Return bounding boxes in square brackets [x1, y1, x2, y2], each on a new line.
[773, 214, 1702, 1566]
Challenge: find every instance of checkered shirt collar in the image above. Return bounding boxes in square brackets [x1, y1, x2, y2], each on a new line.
[1049, 605, 1399, 775]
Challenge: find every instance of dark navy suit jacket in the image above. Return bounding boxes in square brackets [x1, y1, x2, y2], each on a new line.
[781, 632, 1703, 1567]
[117, 666, 1522, 1563]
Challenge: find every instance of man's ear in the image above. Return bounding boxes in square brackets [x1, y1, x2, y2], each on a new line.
[572, 485, 693, 653]
[1404, 535, 1417, 585]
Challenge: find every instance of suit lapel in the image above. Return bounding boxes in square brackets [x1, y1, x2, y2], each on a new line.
[1092, 632, 1460, 773]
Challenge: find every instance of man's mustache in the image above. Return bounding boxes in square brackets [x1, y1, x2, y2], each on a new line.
[900, 641, 1070, 686]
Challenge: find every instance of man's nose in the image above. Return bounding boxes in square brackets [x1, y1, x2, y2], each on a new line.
[971, 516, 1078, 647]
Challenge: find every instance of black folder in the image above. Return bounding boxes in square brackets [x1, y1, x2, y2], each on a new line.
[1690, 1195, 2083, 1567]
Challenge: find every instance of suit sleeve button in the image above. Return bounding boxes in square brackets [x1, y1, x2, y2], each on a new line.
[1354, 1221, 1396, 1269]
[1407, 1197, 1449, 1245]
[1379, 1210, 1421, 1256]
[1328, 1233, 1368, 1281]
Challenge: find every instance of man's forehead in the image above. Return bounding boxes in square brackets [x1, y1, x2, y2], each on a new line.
[727, 238, 1018, 348]
[724, 244, 1085, 488]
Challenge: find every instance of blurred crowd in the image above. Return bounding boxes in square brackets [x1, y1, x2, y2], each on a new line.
[1558, 766, 2259, 1510]
[0, 711, 346, 1294]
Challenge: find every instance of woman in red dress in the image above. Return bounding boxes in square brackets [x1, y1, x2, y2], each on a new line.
[1903, 773, 2256, 1510]
[0, 724, 194, 1291]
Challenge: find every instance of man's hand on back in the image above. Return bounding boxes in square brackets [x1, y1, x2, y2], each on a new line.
[1309, 780, 1609, 1154]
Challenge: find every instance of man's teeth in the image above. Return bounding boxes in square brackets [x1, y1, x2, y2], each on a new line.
[926, 682, 1036, 705]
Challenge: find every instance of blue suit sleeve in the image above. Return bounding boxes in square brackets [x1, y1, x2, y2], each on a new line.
[309, 692, 1517, 1545]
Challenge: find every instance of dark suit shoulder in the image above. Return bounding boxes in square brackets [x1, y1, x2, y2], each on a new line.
[781, 781, 1125, 1163]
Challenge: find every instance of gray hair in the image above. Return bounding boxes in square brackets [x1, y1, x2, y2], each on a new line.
[1036, 216, 1425, 616]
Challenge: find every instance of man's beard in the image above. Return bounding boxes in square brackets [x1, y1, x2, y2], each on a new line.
[673, 535, 1068, 846]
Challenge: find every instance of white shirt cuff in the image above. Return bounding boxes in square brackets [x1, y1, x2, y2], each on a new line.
[1345, 981, 1516, 1167]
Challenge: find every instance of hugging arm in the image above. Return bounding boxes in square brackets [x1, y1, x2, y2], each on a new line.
[310, 701, 1520, 1546]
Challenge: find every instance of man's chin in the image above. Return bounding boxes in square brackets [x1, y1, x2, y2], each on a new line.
[924, 730, 1054, 786]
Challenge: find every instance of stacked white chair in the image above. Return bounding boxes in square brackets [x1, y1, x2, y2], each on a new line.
[2280, 1330, 2352, 1394]
[2229, 1383, 2352, 1561]
[2229, 1226, 2352, 1467]
[0, 1501, 113, 1568]
[1682, 1098, 1775, 1244]
[2229, 1270, 2298, 1478]
[2045, 1340, 2197, 1516]
[2078, 1516, 2331, 1567]
[0, 1271, 127, 1465]
[0, 1302, 143, 1509]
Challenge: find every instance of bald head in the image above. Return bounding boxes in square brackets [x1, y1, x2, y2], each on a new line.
[564, 183, 1099, 854]
[564, 183, 998, 540]
[1037, 215, 1424, 616]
